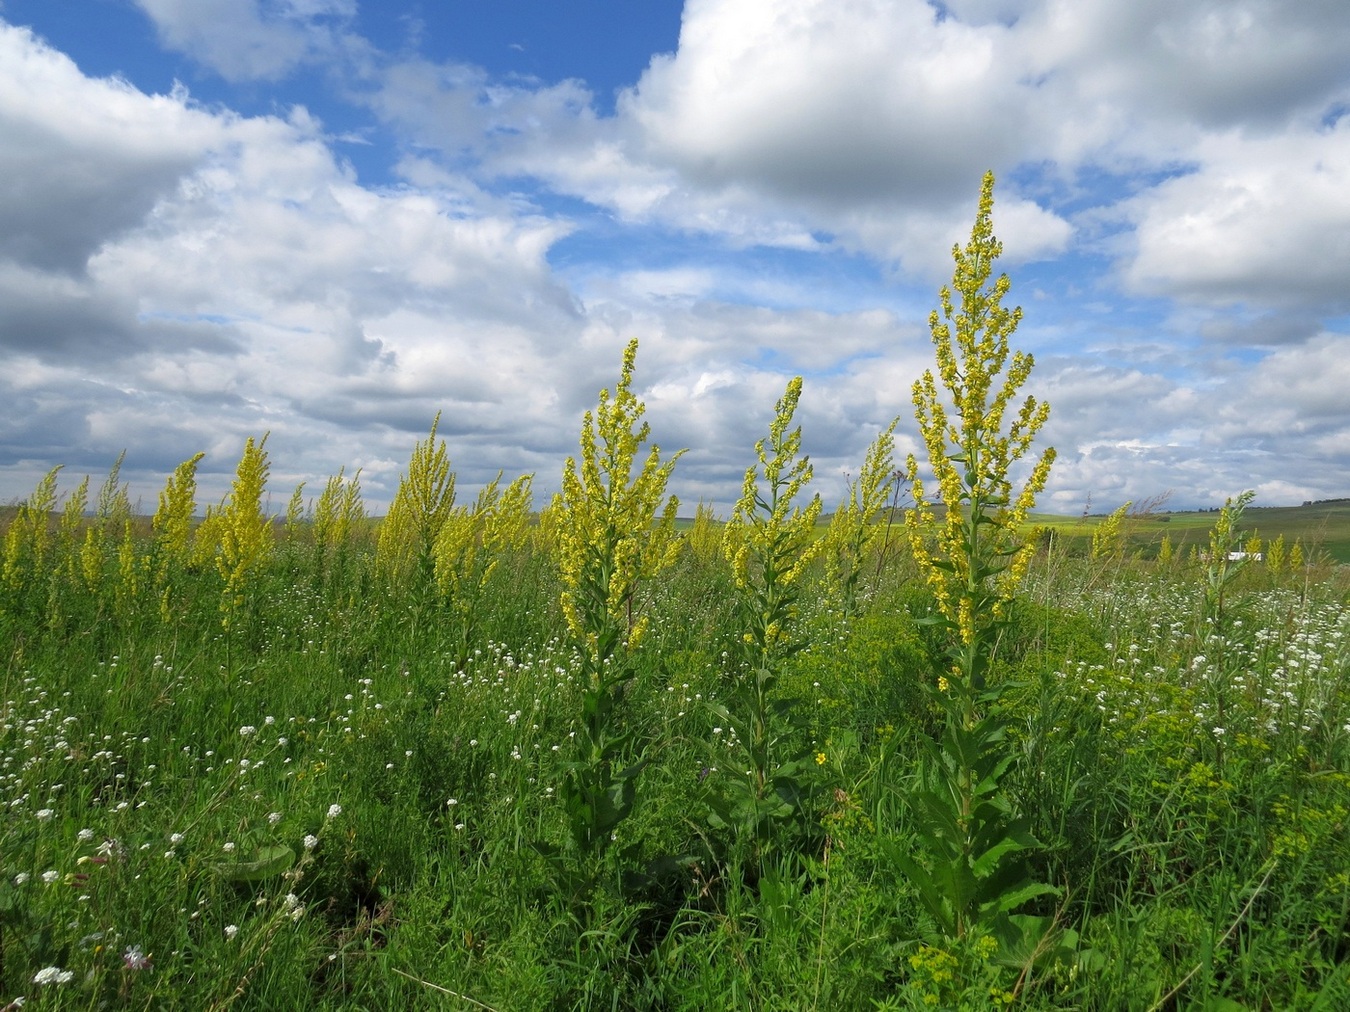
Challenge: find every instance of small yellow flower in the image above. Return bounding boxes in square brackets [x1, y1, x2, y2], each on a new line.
[814, 752, 827, 766]
[937, 676, 950, 693]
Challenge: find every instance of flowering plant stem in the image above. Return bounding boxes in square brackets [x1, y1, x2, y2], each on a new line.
[1200, 489, 1256, 776]
[709, 377, 822, 868]
[555, 340, 683, 867]
[890, 173, 1060, 981]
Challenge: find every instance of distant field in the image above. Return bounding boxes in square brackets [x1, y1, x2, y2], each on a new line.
[11, 496, 1348, 563]
[686, 498, 1350, 564]
[1026, 499, 1350, 564]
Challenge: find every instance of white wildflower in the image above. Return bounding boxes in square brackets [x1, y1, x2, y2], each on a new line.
[32, 966, 73, 985]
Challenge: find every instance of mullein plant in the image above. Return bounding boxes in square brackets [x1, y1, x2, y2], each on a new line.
[215, 435, 274, 635]
[312, 468, 366, 557]
[710, 376, 823, 865]
[822, 418, 899, 616]
[1, 464, 62, 602]
[555, 339, 684, 862]
[888, 172, 1063, 986]
[151, 452, 205, 625]
[1, 466, 77, 634]
[1200, 490, 1256, 776]
[433, 471, 534, 664]
[55, 474, 89, 593]
[45, 472, 88, 631]
[94, 452, 136, 615]
[377, 414, 456, 639]
[685, 500, 722, 566]
[1090, 501, 1132, 561]
[310, 467, 367, 595]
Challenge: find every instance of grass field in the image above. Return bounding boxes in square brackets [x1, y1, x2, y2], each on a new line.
[1, 475, 1348, 1009]
[1018, 499, 1350, 564]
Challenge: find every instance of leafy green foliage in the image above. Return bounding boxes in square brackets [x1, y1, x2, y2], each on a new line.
[709, 377, 824, 866]
[554, 339, 684, 864]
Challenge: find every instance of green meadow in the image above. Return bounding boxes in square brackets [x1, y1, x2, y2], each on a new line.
[2, 473, 1348, 1010]
[2, 181, 1347, 1010]
[1029, 500, 1350, 565]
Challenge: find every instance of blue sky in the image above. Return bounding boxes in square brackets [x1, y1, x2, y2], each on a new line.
[2, 0, 1349, 515]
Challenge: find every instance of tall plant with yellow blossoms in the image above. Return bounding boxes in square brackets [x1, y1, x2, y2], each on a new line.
[709, 376, 823, 864]
[822, 417, 899, 615]
[556, 338, 683, 861]
[433, 471, 533, 664]
[2, 466, 62, 599]
[151, 451, 206, 625]
[377, 415, 457, 641]
[215, 435, 274, 635]
[377, 414, 456, 586]
[887, 173, 1062, 985]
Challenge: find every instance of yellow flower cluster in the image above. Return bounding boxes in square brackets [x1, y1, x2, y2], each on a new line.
[433, 472, 533, 598]
[1091, 500, 1132, 561]
[312, 466, 367, 555]
[377, 413, 456, 584]
[150, 451, 206, 623]
[905, 171, 1056, 643]
[685, 500, 721, 565]
[723, 376, 822, 594]
[1, 465, 62, 592]
[215, 435, 274, 627]
[153, 452, 206, 570]
[56, 474, 89, 589]
[557, 339, 684, 655]
[822, 418, 898, 605]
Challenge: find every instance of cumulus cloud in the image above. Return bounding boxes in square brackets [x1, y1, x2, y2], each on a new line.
[1023, 0, 1350, 139]
[0, 25, 210, 274]
[133, 0, 358, 81]
[1119, 122, 1350, 310]
[362, 0, 1074, 275]
[624, 0, 1030, 202]
[4, 1, 1350, 514]
[0, 23, 585, 507]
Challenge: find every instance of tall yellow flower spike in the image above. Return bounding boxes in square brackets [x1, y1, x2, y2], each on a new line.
[314, 467, 366, 554]
[378, 413, 456, 584]
[153, 451, 206, 624]
[216, 434, 274, 627]
[154, 452, 206, 569]
[823, 417, 899, 611]
[723, 376, 823, 597]
[906, 171, 1056, 646]
[558, 338, 684, 656]
[1, 465, 62, 591]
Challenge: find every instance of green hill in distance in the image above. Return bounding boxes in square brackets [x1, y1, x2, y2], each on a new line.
[1028, 498, 1350, 564]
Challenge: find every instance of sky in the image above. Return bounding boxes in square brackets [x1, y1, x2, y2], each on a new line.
[2, 0, 1349, 517]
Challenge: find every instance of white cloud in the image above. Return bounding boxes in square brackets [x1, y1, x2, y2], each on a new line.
[0, 24, 585, 507]
[1120, 121, 1350, 309]
[1025, 0, 1350, 137]
[6, 2, 1350, 514]
[133, 0, 358, 81]
[1032, 334, 1350, 510]
[362, 0, 1073, 275]
[624, 0, 1029, 201]
[0, 24, 212, 274]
